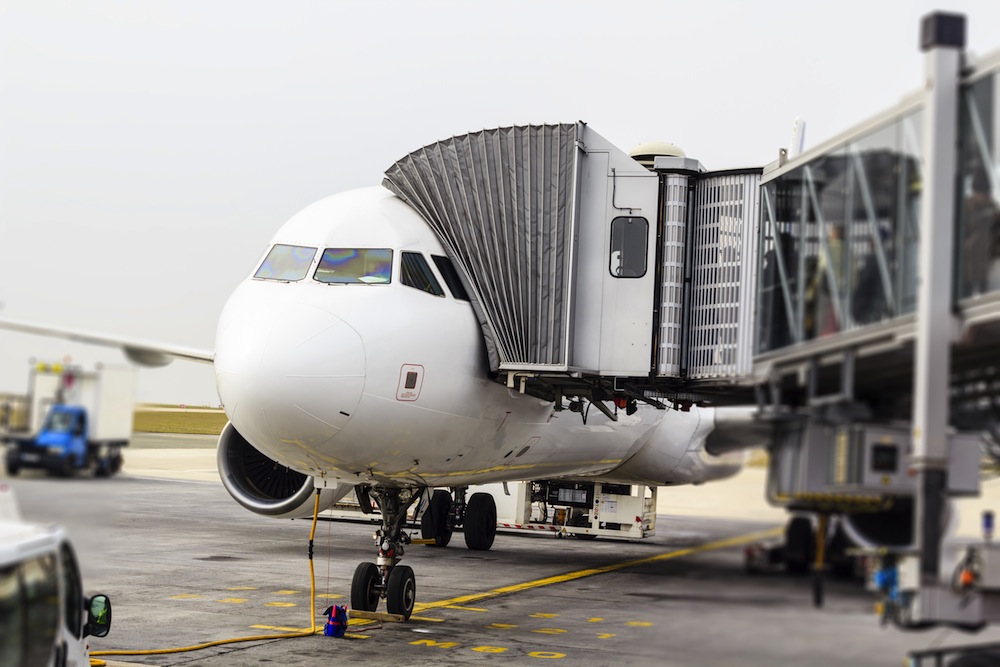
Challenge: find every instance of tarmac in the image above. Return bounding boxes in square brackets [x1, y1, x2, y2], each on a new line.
[7, 433, 1000, 666]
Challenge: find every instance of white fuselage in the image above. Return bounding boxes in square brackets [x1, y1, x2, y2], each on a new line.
[214, 187, 742, 488]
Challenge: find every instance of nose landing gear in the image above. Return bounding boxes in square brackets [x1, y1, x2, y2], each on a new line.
[350, 486, 420, 620]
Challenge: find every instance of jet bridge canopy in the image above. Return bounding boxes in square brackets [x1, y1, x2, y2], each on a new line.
[384, 123, 764, 406]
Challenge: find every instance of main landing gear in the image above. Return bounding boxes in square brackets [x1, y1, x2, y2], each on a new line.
[420, 487, 498, 551]
[351, 487, 419, 619]
[350, 485, 500, 620]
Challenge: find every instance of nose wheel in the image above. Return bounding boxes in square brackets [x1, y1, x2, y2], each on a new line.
[349, 486, 420, 620]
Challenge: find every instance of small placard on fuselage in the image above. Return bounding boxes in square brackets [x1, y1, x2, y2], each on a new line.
[396, 364, 424, 401]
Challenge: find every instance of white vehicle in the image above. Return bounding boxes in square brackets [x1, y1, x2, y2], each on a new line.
[0, 488, 112, 666]
[0, 128, 771, 620]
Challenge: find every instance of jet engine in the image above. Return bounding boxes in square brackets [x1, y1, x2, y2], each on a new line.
[217, 422, 350, 519]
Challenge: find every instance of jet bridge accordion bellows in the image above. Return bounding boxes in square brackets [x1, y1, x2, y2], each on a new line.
[384, 123, 762, 386]
[383, 123, 579, 373]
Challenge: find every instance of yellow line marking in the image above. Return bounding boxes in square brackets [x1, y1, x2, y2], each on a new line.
[626, 621, 653, 627]
[529, 612, 559, 619]
[444, 605, 488, 612]
[587, 617, 604, 623]
[409, 615, 445, 623]
[264, 602, 297, 607]
[226, 587, 258, 591]
[412, 527, 781, 612]
[273, 590, 300, 595]
[344, 632, 369, 639]
[217, 598, 248, 604]
[487, 623, 517, 629]
[531, 628, 567, 635]
[169, 594, 204, 600]
[316, 593, 343, 599]
[598, 633, 616, 639]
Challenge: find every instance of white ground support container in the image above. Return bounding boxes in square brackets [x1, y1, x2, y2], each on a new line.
[24, 362, 135, 440]
[477, 481, 657, 540]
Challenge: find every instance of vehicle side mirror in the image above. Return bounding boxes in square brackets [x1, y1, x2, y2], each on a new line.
[85, 594, 112, 638]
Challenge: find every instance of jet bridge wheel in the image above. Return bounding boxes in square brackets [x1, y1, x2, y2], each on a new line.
[784, 516, 814, 574]
[464, 492, 497, 551]
[351, 562, 381, 612]
[385, 565, 416, 619]
[421, 489, 453, 547]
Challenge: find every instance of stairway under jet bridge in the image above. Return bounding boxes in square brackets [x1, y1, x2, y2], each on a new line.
[383, 122, 763, 412]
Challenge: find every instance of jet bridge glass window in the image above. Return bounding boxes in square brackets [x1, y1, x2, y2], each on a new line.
[253, 244, 317, 281]
[400, 252, 444, 296]
[314, 248, 393, 284]
[609, 216, 649, 278]
[431, 255, 470, 301]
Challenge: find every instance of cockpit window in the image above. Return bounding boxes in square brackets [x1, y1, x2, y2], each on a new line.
[254, 244, 317, 281]
[400, 252, 444, 296]
[431, 255, 470, 301]
[314, 248, 393, 284]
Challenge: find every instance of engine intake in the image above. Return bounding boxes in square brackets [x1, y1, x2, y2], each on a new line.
[217, 421, 347, 519]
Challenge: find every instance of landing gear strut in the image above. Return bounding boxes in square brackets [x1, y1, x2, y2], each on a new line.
[350, 486, 420, 619]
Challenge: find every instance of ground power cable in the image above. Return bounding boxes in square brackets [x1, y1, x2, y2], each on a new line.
[89, 492, 324, 664]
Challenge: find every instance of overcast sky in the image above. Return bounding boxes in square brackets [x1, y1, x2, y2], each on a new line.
[2, 0, 1000, 405]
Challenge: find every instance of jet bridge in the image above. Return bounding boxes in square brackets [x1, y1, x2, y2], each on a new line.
[747, 12, 1000, 636]
[383, 123, 762, 410]
[384, 9, 1000, 640]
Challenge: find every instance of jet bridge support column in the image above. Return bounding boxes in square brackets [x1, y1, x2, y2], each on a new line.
[912, 12, 963, 591]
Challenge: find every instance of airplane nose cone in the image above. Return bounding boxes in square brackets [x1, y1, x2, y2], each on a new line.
[214, 298, 365, 454]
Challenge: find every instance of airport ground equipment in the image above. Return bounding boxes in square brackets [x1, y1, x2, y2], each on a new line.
[480, 481, 656, 540]
[324, 481, 657, 541]
[2, 362, 134, 477]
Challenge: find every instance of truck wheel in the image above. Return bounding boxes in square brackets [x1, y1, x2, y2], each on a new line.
[109, 454, 123, 475]
[5, 460, 19, 476]
[95, 458, 111, 478]
[56, 456, 74, 478]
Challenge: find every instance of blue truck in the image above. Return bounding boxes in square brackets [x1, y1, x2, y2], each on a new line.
[3, 364, 134, 477]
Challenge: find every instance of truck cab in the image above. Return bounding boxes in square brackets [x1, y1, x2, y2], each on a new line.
[35, 406, 90, 473]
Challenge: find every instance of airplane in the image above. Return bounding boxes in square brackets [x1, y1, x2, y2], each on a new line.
[0, 179, 770, 621]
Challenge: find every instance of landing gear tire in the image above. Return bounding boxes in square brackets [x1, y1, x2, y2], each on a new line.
[386, 565, 416, 619]
[464, 492, 497, 551]
[785, 516, 814, 574]
[420, 489, 453, 547]
[351, 562, 381, 612]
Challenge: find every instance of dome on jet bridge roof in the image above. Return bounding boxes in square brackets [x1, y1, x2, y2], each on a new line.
[629, 141, 686, 170]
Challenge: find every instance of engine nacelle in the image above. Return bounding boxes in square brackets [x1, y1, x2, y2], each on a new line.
[217, 421, 350, 519]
